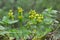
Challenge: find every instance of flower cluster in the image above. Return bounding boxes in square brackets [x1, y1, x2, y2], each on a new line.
[18, 7, 23, 21]
[18, 7, 23, 13]
[8, 10, 14, 20]
[36, 14, 43, 22]
[29, 10, 36, 19]
[29, 10, 43, 22]
[8, 7, 24, 21]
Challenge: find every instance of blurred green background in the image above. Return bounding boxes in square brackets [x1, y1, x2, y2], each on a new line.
[0, 0, 60, 12]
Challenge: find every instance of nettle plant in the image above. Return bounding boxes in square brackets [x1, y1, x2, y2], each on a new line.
[0, 7, 57, 40]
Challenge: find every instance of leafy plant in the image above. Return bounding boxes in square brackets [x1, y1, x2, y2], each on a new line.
[0, 7, 58, 40]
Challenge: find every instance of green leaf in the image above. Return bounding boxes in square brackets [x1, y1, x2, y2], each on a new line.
[0, 26, 5, 31]
[8, 20, 18, 24]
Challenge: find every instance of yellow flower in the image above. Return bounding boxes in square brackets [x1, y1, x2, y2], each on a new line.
[32, 10, 36, 13]
[18, 7, 23, 13]
[8, 10, 13, 17]
[37, 16, 43, 22]
[37, 17, 42, 19]
[36, 14, 44, 19]
[8, 10, 14, 20]
[29, 10, 36, 15]
[8, 12, 13, 17]
[29, 10, 32, 14]
[29, 15, 34, 19]
[35, 14, 39, 17]
[18, 16, 23, 19]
